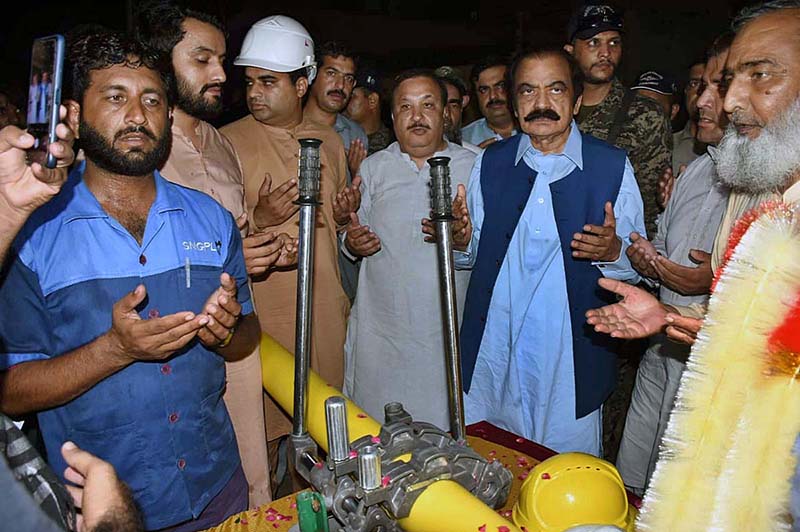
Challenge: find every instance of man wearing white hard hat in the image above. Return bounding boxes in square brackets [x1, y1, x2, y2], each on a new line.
[221, 16, 353, 479]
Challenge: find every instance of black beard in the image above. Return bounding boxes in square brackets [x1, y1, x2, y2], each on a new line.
[444, 124, 462, 144]
[583, 62, 617, 85]
[79, 122, 172, 177]
[176, 74, 223, 121]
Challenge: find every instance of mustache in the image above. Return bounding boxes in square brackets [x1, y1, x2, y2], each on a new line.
[327, 89, 346, 98]
[592, 60, 616, 69]
[698, 110, 719, 122]
[114, 125, 157, 142]
[487, 98, 507, 107]
[730, 111, 765, 128]
[407, 122, 430, 130]
[523, 109, 561, 122]
[201, 82, 224, 95]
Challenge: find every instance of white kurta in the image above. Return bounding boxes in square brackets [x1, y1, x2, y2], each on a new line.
[343, 141, 476, 428]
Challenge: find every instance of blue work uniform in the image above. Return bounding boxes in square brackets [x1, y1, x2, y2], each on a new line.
[0, 162, 252, 530]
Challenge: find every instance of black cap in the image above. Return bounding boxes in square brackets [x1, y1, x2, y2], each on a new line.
[355, 67, 381, 95]
[567, 4, 624, 42]
[631, 70, 677, 96]
[434, 66, 468, 98]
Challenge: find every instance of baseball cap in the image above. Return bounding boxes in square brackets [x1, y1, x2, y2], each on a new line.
[434, 66, 468, 98]
[355, 67, 381, 95]
[567, 4, 624, 41]
[631, 70, 678, 95]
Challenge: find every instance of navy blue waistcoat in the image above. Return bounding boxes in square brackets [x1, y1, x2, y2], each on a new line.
[460, 133, 625, 418]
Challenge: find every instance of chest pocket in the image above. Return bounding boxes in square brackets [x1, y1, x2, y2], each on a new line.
[178, 266, 224, 315]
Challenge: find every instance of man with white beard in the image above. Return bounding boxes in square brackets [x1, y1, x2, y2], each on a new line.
[585, 0, 800, 342]
[583, 0, 800, 520]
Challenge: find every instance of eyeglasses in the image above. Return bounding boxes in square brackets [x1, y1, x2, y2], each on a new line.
[324, 68, 356, 87]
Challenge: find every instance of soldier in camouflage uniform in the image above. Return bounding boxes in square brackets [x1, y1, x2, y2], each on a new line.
[566, 5, 672, 239]
[565, 4, 672, 462]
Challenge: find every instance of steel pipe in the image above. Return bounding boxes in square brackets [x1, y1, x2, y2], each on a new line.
[293, 137, 323, 437]
[427, 156, 466, 442]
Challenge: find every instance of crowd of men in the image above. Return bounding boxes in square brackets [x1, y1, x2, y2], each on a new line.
[2, 0, 800, 530]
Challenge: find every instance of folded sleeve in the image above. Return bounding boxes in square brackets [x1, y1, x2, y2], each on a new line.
[222, 215, 254, 316]
[0, 253, 53, 370]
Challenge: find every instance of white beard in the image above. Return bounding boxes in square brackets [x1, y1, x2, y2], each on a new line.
[716, 97, 800, 194]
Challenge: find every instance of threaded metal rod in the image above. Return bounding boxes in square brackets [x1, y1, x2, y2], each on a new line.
[293, 138, 323, 438]
[428, 156, 466, 442]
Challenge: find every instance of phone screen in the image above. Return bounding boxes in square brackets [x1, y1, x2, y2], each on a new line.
[26, 35, 64, 168]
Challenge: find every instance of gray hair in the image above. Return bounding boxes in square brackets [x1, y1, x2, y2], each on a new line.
[732, 0, 800, 31]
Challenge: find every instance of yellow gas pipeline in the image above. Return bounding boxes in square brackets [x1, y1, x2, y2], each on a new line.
[259, 334, 522, 532]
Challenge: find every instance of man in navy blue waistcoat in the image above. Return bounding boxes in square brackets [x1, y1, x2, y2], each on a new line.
[452, 48, 645, 455]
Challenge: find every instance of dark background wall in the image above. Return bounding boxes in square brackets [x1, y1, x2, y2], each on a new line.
[1, 0, 747, 125]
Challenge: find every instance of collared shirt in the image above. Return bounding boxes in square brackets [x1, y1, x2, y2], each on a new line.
[461, 117, 518, 146]
[335, 113, 369, 155]
[653, 148, 728, 309]
[454, 124, 644, 451]
[343, 141, 475, 428]
[647, 148, 728, 358]
[161, 120, 246, 221]
[577, 77, 673, 238]
[672, 121, 702, 174]
[0, 163, 251, 530]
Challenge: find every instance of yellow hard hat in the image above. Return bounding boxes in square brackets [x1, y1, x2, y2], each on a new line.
[512, 452, 637, 532]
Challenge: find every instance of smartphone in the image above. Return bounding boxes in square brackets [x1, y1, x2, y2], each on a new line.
[26, 35, 65, 169]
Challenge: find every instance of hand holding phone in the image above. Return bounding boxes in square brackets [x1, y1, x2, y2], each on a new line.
[0, 106, 75, 215]
[26, 35, 65, 169]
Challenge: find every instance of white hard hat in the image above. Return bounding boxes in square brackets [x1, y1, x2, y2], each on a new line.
[235, 15, 317, 84]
